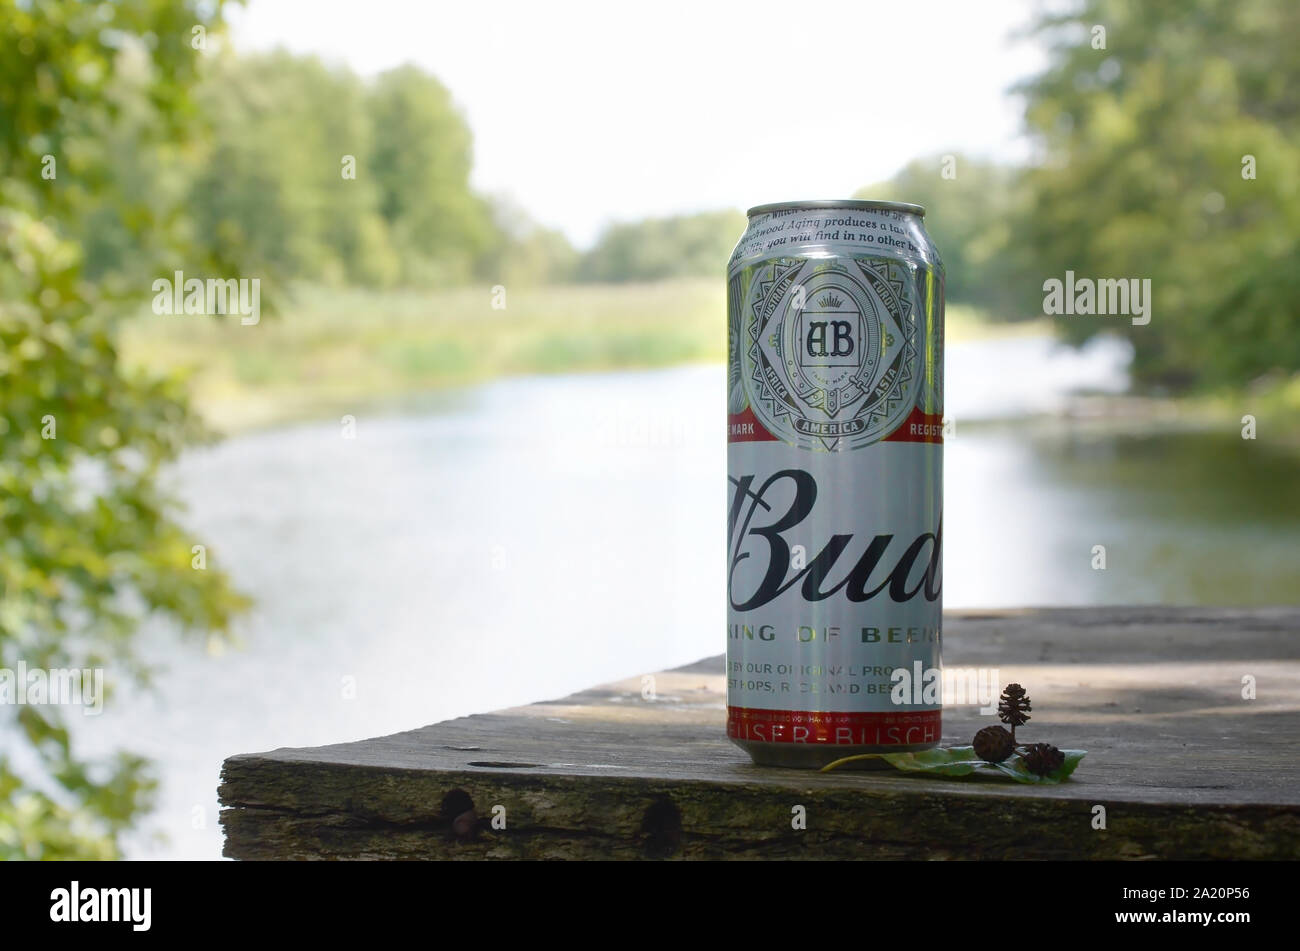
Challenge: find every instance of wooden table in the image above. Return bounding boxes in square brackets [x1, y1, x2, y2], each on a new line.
[220, 607, 1300, 859]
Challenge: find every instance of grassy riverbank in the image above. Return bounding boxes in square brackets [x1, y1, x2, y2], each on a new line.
[122, 280, 1031, 433]
[124, 279, 1299, 444]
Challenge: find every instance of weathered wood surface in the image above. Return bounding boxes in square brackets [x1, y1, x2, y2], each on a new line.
[220, 607, 1300, 860]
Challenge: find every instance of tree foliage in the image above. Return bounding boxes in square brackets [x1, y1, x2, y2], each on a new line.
[855, 156, 1030, 320]
[1014, 0, 1300, 388]
[187, 50, 399, 287]
[1, 0, 249, 858]
[367, 65, 498, 283]
[479, 195, 579, 286]
[577, 209, 746, 283]
[175, 54, 542, 288]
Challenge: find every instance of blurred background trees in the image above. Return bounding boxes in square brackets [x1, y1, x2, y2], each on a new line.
[576, 209, 747, 283]
[13, 0, 1293, 391]
[864, 0, 1299, 394]
[1012, 0, 1300, 390]
[59, 0, 1296, 397]
[854, 157, 1029, 322]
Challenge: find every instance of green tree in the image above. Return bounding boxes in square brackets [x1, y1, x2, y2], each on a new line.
[367, 66, 496, 284]
[855, 156, 1031, 317]
[1015, 0, 1300, 388]
[578, 209, 746, 282]
[188, 51, 399, 287]
[479, 196, 578, 285]
[1, 0, 248, 858]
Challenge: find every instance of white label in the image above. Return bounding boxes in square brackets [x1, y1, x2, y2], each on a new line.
[727, 441, 942, 716]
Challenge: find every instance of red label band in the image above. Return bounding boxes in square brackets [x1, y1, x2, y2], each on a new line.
[727, 706, 941, 746]
[729, 406, 943, 445]
[727, 407, 778, 443]
[882, 406, 945, 444]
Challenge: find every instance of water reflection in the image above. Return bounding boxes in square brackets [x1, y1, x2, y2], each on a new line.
[947, 423, 1300, 607]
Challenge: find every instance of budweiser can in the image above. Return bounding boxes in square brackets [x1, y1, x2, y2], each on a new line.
[726, 199, 944, 768]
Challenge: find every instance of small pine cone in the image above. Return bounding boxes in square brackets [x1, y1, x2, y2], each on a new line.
[998, 683, 1032, 729]
[1020, 742, 1065, 776]
[972, 725, 1015, 763]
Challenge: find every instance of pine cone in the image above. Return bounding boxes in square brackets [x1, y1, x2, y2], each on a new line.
[997, 683, 1032, 735]
[972, 725, 1015, 763]
[1020, 742, 1065, 776]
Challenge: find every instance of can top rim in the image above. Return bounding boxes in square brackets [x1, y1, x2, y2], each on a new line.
[746, 199, 925, 218]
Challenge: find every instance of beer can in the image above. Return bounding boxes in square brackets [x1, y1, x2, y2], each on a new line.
[726, 199, 944, 768]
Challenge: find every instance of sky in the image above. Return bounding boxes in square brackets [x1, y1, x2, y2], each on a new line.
[228, 0, 1047, 248]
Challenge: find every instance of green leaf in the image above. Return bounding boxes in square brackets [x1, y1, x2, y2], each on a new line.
[880, 746, 991, 776]
[822, 746, 1086, 784]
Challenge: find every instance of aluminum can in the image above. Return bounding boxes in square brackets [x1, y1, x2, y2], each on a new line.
[726, 199, 944, 768]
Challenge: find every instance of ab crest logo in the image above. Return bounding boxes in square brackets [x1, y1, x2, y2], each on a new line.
[743, 257, 920, 451]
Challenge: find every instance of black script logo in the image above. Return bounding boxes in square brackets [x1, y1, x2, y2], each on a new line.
[727, 469, 941, 611]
